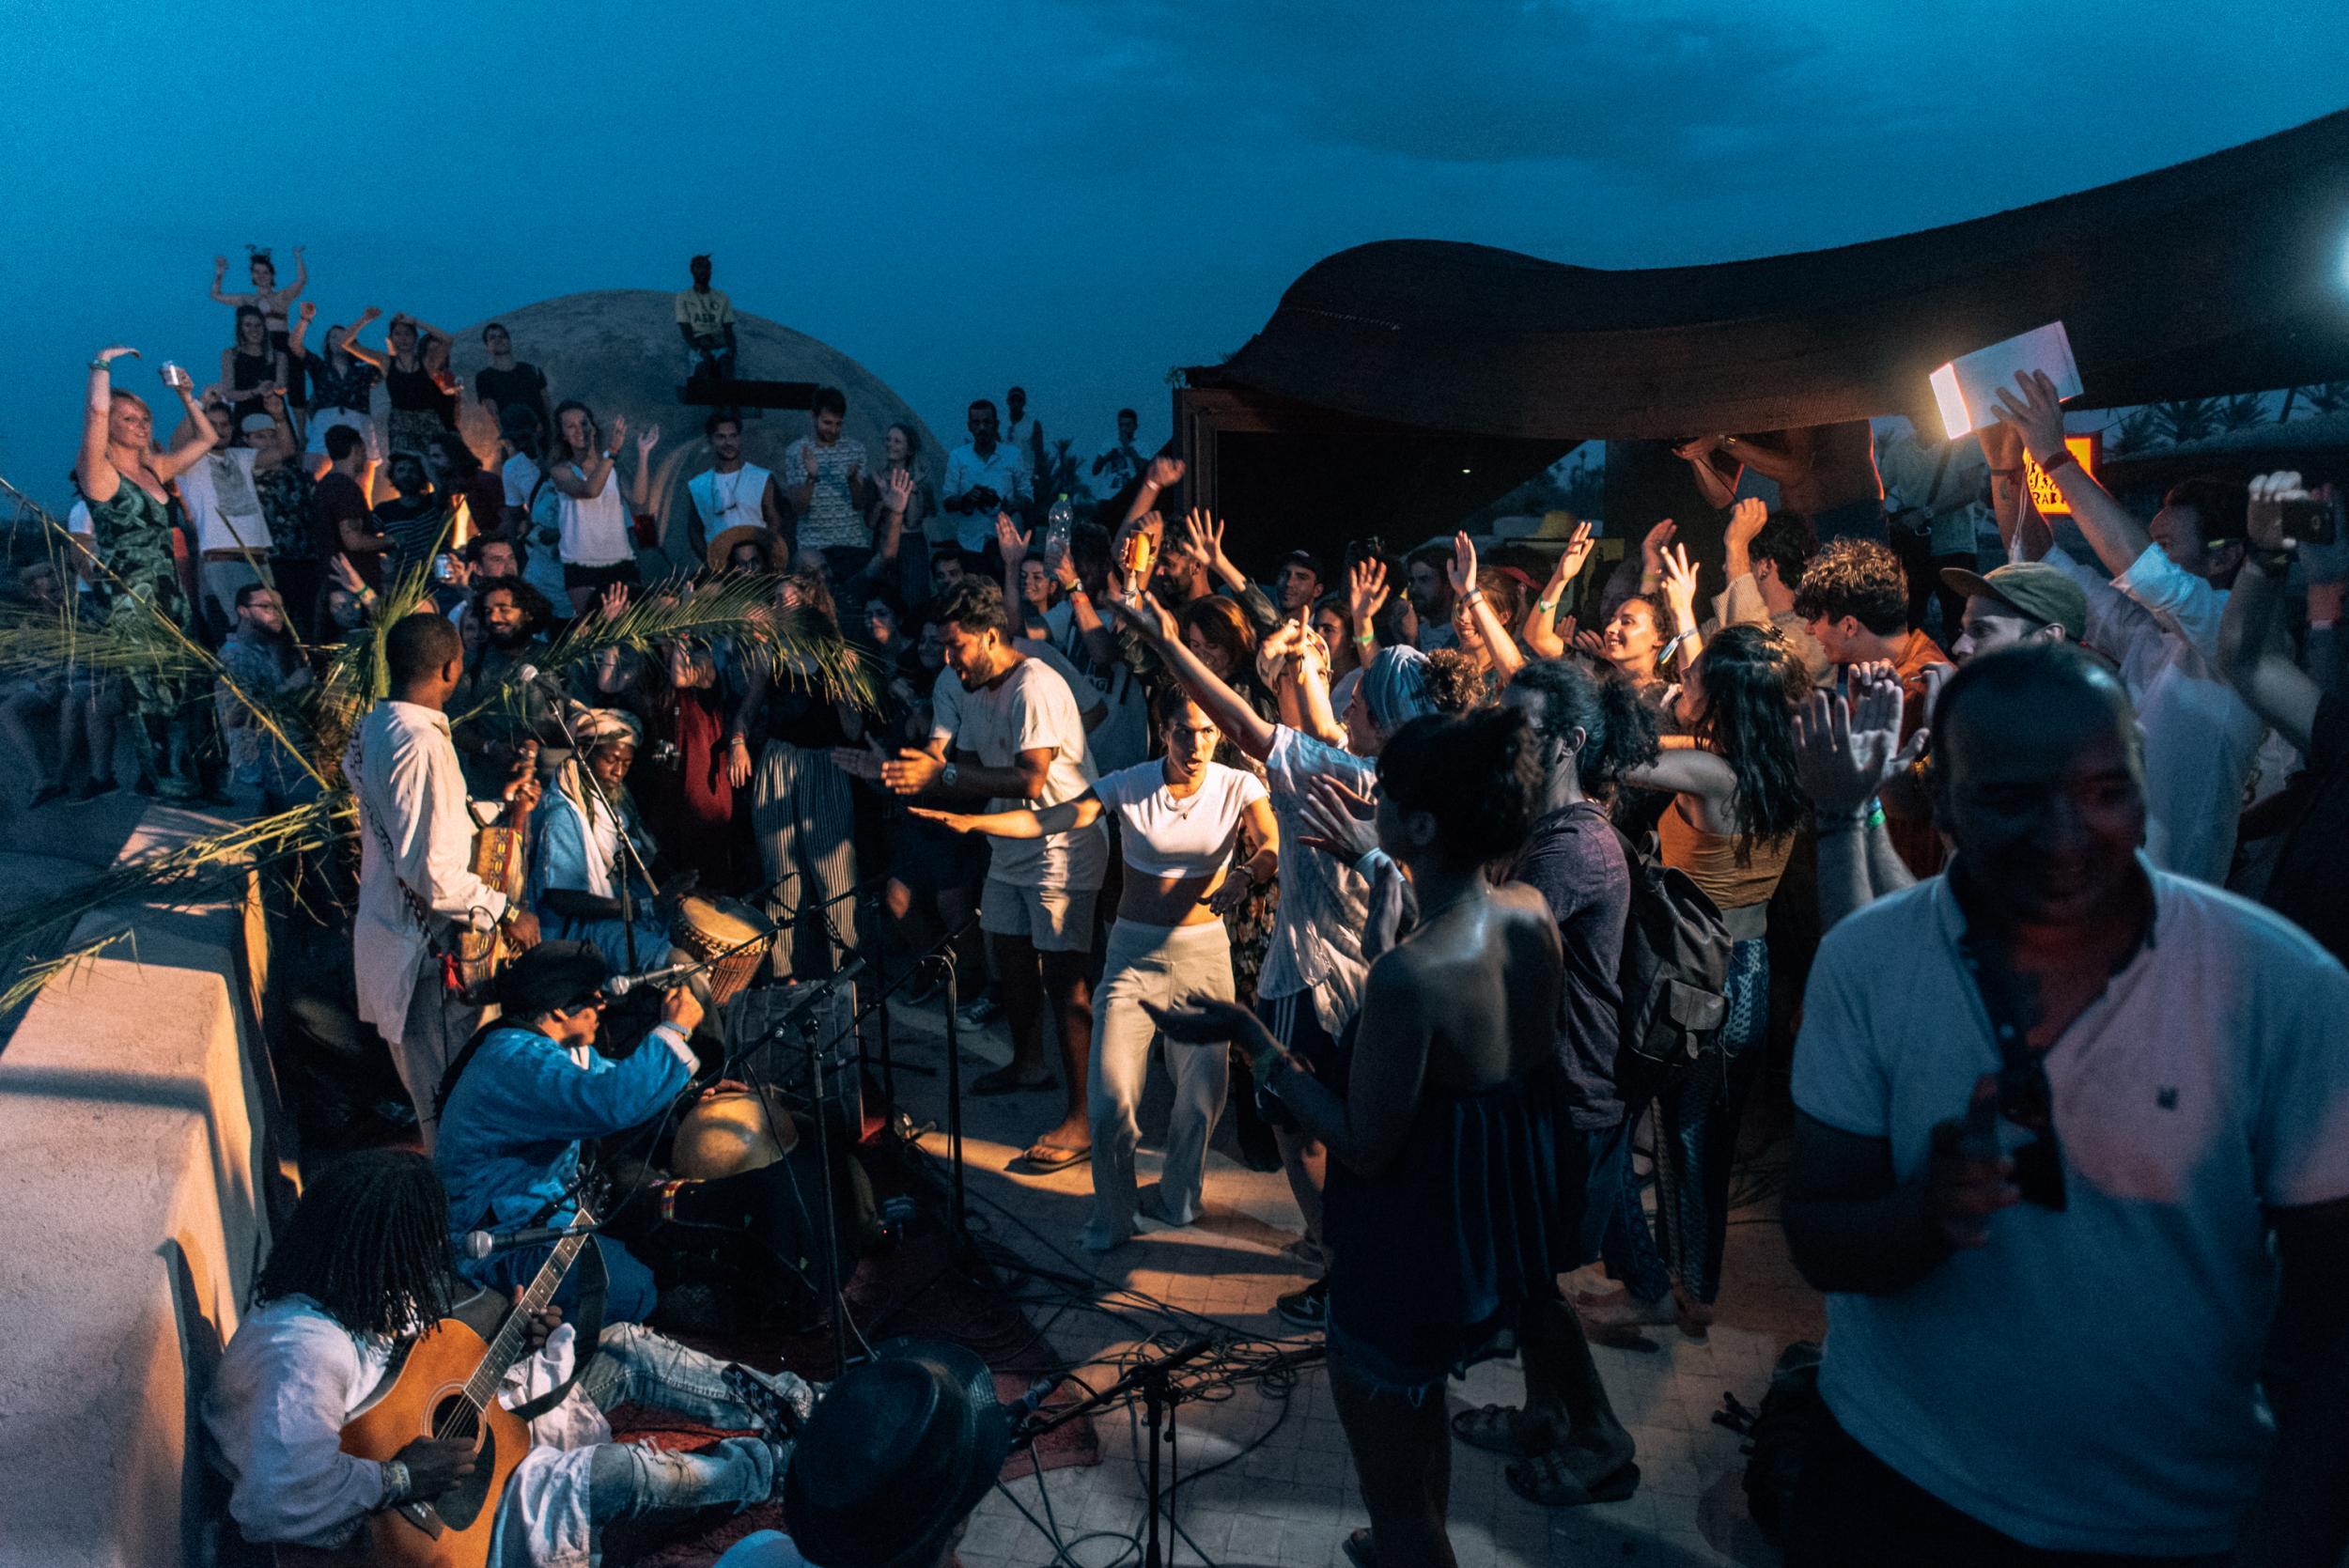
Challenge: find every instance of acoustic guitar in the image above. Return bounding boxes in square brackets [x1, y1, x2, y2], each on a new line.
[276, 1203, 597, 1568]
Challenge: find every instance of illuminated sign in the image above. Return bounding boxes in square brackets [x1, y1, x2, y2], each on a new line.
[2023, 435, 2100, 517]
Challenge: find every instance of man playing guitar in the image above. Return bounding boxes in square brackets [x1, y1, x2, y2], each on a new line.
[204, 1146, 813, 1565]
[347, 612, 544, 1146]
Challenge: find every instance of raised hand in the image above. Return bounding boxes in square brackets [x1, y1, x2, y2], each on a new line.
[598, 583, 629, 622]
[213, 256, 228, 277]
[1641, 518, 1678, 572]
[2246, 470, 2307, 553]
[1573, 623, 1608, 660]
[1145, 454, 1185, 490]
[1346, 556, 1391, 622]
[634, 423, 661, 458]
[1446, 530, 1479, 598]
[885, 467, 915, 514]
[1297, 773, 1377, 862]
[327, 553, 365, 594]
[1975, 418, 2024, 471]
[1793, 684, 1906, 817]
[1659, 541, 1701, 629]
[94, 345, 141, 365]
[1104, 575, 1178, 644]
[1545, 521, 1595, 597]
[1726, 496, 1767, 550]
[606, 413, 629, 450]
[297, 301, 317, 325]
[1672, 436, 1721, 463]
[994, 512, 1030, 565]
[1181, 507, 1228, 571]
[1990, 369, 2069, 464]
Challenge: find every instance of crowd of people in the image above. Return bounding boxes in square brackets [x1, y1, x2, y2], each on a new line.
[15, 245, 2349, 1568]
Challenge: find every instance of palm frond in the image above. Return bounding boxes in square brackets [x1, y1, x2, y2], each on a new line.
[532, 571, 883, 710]
[0, 929, 139, 1017]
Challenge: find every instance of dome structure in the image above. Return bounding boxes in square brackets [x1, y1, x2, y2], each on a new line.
[450, 289, 943, 571]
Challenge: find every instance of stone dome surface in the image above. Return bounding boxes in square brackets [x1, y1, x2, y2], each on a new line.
[450, 288, 942, 568]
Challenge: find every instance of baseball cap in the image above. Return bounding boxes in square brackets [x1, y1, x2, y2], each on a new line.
[1938, 562, 2088, 643]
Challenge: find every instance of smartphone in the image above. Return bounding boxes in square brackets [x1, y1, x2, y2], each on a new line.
[2279, 496, 2335, 547]
[433, 552, 457, 582]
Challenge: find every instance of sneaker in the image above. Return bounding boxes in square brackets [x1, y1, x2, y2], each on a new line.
[955, 993, 1003, 1028]
[1275, 1278, 1328, 1331]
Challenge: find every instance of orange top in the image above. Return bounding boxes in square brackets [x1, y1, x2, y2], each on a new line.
[1658, 798, 1795, 912]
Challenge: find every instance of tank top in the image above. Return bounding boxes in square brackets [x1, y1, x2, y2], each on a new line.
[1657, 798, 1794, 912]
[691, 463, 771, 535]
[383, 361, 441, 413]
[557, 463, 632, 567]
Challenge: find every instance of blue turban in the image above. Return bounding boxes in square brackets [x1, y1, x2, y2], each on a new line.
[1361, 645, 1438, 736]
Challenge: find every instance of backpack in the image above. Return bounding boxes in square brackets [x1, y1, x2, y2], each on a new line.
[1611, 826, 1733, 1089]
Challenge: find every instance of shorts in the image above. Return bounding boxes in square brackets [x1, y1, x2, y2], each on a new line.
[1561, 1118, 1627, 1271]
[564, 558, 644, 593]
[1253, 989, 1345, 1131]
[980, 877, 1097, 953]
[304, 407, 383, 463]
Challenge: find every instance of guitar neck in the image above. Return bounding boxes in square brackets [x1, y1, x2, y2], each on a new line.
[459, 1219, 592, 1414]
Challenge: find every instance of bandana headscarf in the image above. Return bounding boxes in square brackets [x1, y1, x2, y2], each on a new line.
[1361, 646, 1438, 736]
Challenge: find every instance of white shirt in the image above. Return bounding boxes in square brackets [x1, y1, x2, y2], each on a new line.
[205, 1296, 604, 1566]
[688, 462, 773, 538]
[345, 700, 511, 1046]
[929, 655, 1105, 892]
[179, 446, 272, 555]
[1255, 725, 1377, 1031]
[782, 437, 869, 551]
[504, 453, 569, 606]
[941, 441, 1033, 553]
[1793, 867, 2349, 1555]
[2045, 544, 2267, 883]
[554, 463, 630, 567]
[1041, 600, 1149, 773]
[1092, 760, 1268, 878]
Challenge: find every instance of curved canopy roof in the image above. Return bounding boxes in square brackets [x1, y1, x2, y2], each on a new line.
[1204, 110, 2349, 442]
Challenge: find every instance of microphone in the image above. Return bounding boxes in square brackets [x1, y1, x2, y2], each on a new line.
[460, 1220, 598, 1260]
[512, 661, 568, 703]
[606, 957, 709, 996]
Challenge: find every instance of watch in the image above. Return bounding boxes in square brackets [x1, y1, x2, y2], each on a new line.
[381, 1458, 412, 1506]
[941, 762, 960, 789]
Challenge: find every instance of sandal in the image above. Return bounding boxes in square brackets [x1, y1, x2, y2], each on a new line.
[970, 1065, 1054, 1096]
[1449, 1404, 1563, 1458]
[1019, 1141, 1089, 1170]
[1340, 1529, 1376, 1568]
[1505, 1448, 1640, 1509]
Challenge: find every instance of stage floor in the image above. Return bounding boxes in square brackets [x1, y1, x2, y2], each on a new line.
[873, 987, 1826, 1568]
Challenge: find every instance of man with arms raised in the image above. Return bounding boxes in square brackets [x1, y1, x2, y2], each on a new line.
[1783, 642, 2349, 1566]
[346, 612, 543, 1142]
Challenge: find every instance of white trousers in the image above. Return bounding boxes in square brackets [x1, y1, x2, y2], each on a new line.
[1082, 919, 1235, 1250]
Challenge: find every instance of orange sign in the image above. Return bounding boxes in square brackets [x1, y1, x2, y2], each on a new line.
[2023, 435, 2100, 517]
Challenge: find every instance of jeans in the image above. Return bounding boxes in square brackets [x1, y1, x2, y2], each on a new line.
[577, 1323, 816, 1430]
[1603, 936, 1769, 1306]
[752, 740, 858, 981]
[1082, 920, 1236, 1250]
[580, 1325, 817, 1525]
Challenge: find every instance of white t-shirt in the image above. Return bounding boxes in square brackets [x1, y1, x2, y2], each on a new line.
[1793, 867, 2349, 1556]
[503, 453, 570, 605]
[179, 447, 272, 554]
[1042, 600, 1148, 773]
[555, 462, 631, 567]
[929, 637, 1105, 764]
[1092, 760, 1267, 879]
[932, 656, 1106, 892]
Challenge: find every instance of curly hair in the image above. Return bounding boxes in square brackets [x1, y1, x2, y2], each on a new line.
[933, 579, 1009, 639]
[1509, 658, 1660, 798]
[1688, 623, 1812, 859]
[1378, 707, 1542, 863]
[254, 1150, 456, 1339]
[1750, 512, 1818, 588]
[1793, 538, 1909, 636]
[1423, 646, 1491, 712]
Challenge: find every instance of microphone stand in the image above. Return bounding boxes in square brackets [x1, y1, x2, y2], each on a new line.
[539, 684, 661, 970]
[1013, 1338, 1221, 1568]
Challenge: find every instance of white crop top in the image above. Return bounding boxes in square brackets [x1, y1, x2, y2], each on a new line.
[1091, 760, 1268, 879]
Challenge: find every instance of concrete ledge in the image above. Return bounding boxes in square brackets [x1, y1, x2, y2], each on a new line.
[0, 814, 283, 1568]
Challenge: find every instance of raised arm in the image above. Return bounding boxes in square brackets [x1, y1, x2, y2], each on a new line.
[629, 423, 659, 512]
[2217, 473, 2327, 753]
[1657, 539, 1704, 674]
[1623, 740, 1738, 805]
[1109, 580, 1278, 760]
[551, 413, 625, 498]
[1448, 531, 1523, 680]
[1049, 546, 1120, 669]
[152, 371, 221, 481]
[1346, 555, 1393, 662]
[1792, 680, 1922, 931]
[1675, 439, 1739, 509]
[1126, 454, 1184, 526]
[76, 348, 142, 501]
[283, 245, 308, 302]
[208, 256, 245, 308]
[337, 308, 388, 373]
[1522, 521, 1594, 658]
[1993, 370, 2149, 580]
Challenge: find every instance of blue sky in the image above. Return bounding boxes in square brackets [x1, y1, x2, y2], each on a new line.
[2, 1, 2342, 509]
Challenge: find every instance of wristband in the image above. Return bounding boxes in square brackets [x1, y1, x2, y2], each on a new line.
[1352, 846, 1386, 880]
[1353, 631, 1376, 647]
[1535, 597, 1560, 613]
[89, 359, 113, 372]
[1458, 589, 1485, 607]
[2248, 548, 2294, 577]
[1992, 467, 2025, 478]
[2037, 447, 2075, 474]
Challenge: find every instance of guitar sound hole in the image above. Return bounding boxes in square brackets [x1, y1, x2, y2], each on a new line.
[425, 1396, 494, 1530]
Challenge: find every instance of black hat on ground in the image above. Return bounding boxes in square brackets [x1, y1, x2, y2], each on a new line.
[783, 1338, 1012, 1568]
[490, 940, 609, 1017]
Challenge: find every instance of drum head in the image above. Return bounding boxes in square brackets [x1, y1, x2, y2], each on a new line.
[673, 1085, 801, 1179]
[675, 893, 775, 944]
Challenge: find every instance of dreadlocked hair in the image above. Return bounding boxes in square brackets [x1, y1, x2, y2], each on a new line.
[254, 1149, 457, 1339]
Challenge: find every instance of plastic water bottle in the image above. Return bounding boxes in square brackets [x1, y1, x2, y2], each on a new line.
[1045, 494, 1074, 565]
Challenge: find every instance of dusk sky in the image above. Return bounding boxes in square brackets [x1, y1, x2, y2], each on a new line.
[3, 1, 2344, 510]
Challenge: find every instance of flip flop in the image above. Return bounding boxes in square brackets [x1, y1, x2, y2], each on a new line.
[1505, 1449, 1641, 1509]
[1449, 1404, 1562, 1459]
[1020, 1142, 1089, 1170]
[1340, 1529, 1376, 1568]
[970, 1065, 1054, 1096]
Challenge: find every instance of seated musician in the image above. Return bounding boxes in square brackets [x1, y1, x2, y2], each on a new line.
[435, 942, 705, 1324]
[528, 706, 682, 974]
[204, 1147, 815, 1565]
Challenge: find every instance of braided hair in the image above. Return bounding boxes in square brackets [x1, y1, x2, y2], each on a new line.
[253, 1150, 457, 1339]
